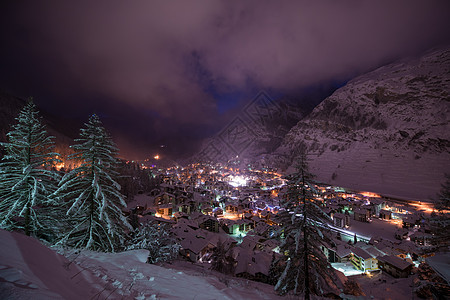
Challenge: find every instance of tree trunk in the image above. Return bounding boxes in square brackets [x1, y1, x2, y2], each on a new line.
[25, 122, 32, 236]
[302, 169, 310, 300]
[24, 201, 31, 236]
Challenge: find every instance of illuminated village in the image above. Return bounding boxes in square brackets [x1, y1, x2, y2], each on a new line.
[121, 158, 448, 293]
[1, 2, 449, 299]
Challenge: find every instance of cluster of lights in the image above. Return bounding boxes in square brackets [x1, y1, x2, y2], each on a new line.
[229, 175, 248, 187]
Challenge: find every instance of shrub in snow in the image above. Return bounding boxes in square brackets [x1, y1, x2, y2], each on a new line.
[53, 114, 131, 252]
[0, 100, 61, 236]
[274, 151, 340, 299]
[127, 221, 180, 264]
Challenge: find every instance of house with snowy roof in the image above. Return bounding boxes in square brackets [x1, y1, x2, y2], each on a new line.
[335, 244, 353, 262]
[154, 192, 175, 206]
[196, 215, 220, 233]
[156, 204, 173, 218]
[353, 207, 370, 222]
[378, 255, 413, 278]
[332, 213, 350, 228]
[233, 248, 274, 283]
[176, 227, 236, 263]
[220, 219, 239, 235]
[179, 234, 215, 262]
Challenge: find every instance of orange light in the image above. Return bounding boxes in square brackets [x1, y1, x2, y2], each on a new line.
[154, 155, 160, 160]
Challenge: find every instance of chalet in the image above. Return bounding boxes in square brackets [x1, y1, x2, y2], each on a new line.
[323, 242, 352, 263]
[233, 248, 273, 283]
[237, 219, 254, 233]
[201, 204, 214, 216]
[409, 231, 433, 246]
[196, 215, 220, 233]
[179, 234, 215, 262]
[379, 209, 392, 220]
[369, 198, 385, 216]
[225, 203, 239, 214]
[156, 204, 173, 217]
[402, 214, 421, 228]
[221, 219, 240, 235]
[335, 244, 352, 262]
[394, 229, 409, 240]
[177, 203, 192, 215]
[353, 208, 370, 222]
[175, 224, 236, 263]
[154, 192, 175, 206]
[378, 255, 413, 278]
[333, 213, 350, 228]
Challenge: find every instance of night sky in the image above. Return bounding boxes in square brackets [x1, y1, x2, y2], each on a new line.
[1, 1, 449, 161]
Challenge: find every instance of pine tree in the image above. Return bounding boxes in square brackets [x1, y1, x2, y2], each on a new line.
[274, 152, 339, 298]
[210, 239, 235, 274]
[0, 100, 60, 236]
[428, 173, 450, 249]
[53, 114, 131, 252]
[268, 252, 282, 286]
[436, 173, 450, 212]
[127, 221, 180, 264]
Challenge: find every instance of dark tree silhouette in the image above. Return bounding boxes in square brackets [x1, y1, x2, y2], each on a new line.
[275, 151, 340, 298]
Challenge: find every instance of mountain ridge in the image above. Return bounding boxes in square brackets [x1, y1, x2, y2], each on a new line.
[271, 46, 450, 200]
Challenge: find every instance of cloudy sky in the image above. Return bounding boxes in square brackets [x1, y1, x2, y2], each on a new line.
[1, 1, 449, 160]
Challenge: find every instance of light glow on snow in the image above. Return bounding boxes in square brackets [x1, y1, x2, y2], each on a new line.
[229, 175, 248, 187]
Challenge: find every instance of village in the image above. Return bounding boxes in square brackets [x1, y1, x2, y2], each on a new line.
[125, 162, 449, 291]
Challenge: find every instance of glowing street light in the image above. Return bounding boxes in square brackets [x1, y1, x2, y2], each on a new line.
[154, 155, 160, 160]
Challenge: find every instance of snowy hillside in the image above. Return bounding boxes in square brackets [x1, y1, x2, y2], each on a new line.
[0, 229, 283, 300]
[272, 47, 450, 200]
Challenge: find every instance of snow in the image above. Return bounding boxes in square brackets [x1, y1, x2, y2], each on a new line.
[350, 272, 415, 300]
[349, 218, 402, 243]
[0, 229, 96, 300]
[273, 46, 450, 201]
[0, 229, 284, 299]
[426, 252, 450, 284]
[331, 262, 364, 277]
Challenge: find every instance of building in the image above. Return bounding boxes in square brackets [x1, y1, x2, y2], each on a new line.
[197, 215, 220, 233]
[378, 255, 413, 278]
[350, 247, 378, 272]
[333, 213, 350, 228]
[379, 209, 392, 220]
[353, 208, 370, 222]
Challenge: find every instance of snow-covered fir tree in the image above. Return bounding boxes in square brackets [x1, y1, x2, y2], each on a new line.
[0, 100, 60, 236]
[127, 221, 180, 264]
[436, 173, 450, 212]
[428, 173, 450, 249]
[210, 239, 235, 274]
[274, 152, 340, 298]
[53, 114, 131, 252]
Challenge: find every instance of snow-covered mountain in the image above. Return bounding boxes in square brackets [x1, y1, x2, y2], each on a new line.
[193, 92, 310, 165]
[271, 47, 450, 200]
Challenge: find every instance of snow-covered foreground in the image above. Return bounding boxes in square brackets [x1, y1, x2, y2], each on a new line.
[0, 229, 283, 299]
